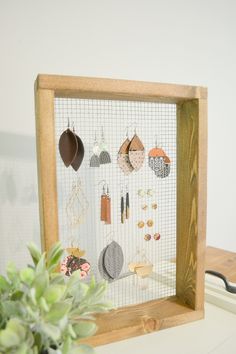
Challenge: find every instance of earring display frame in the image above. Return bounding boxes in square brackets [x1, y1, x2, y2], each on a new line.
[35, 74, 207, 346]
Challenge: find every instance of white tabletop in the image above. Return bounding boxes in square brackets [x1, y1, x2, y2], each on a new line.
[96, 302, 236, 354]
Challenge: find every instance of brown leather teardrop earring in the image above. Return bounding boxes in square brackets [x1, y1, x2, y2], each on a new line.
[59, 119, 78, 167]
[71, 123, 85, 171]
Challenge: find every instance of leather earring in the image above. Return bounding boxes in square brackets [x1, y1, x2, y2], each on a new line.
[117, 127, 134, 175]
[71, 123, 85, 171]
[90, 132, 100, 167]
[99, 127, 111, 164]
[148, 136, 171, 178]
[105, 185, 111, 224]
[59, 119, 77, 167]
[128, 128, 145, 171]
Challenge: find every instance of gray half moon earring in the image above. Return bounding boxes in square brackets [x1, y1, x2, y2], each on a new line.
[89, 132, 100, 167]
[99, 126, 111, 164]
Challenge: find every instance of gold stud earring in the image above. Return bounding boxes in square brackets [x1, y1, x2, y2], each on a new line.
[137, 221, 145, 228]
[147, 219, 154, 227]
[144, 234, 151, 241]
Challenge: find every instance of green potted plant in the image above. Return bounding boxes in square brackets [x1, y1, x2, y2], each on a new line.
[0, 242, 112, 354]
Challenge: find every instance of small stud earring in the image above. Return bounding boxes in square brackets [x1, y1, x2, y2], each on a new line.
[147, 219, 154, 227]
[137, 221, 145, 228]
[144, 234, 151, 241]
[153, 233, 161, 240]
[147, 189, 154, 197]
[138, 189, 145, 197]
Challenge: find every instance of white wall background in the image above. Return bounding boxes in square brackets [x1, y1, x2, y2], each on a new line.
[0, 0, 235, 275]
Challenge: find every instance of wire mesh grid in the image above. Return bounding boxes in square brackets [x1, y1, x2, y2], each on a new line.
[54, 97, 176, 308]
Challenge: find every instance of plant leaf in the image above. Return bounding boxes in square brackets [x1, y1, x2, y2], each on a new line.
[39, 297, 49, 312]
[0, 327, 21, 348]
[44, 285, 66, 305]
[61, 336, 72, 354]
[73, 321, 97, 338]
[45, 302, 71, 323]
[2, 301, 23, 318]
[7, 318, 26, 340]
[35, 253, 46, 275]
[50, 273, 65, 285]
[0, 275, 10, 292]
[6, 262, 18, 283]
[47, 242, 64, 272]
[33, 272, 49, 300]
[27, 243, 42, 266]
[20, 267, 35, 285]
[42, 323, 61, 341]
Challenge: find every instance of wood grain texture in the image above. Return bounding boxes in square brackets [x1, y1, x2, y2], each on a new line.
[35, 88, 59, 252]
[82, 296, 204, 346]
[36, 74, 207, 102]
[176, 99, 207, 310]
[206, 247, 236, 283]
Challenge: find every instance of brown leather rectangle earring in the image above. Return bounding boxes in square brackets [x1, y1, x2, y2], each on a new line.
[100, 185, 107, 222]
[105, 185, 111, 224]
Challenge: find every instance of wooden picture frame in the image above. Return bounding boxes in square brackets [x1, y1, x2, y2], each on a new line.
[34, 74, 207, 346]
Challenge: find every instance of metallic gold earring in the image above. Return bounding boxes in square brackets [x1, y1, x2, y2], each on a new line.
[137, 221, 145, 228]
[153, 233, 161, 241]
[147, 219, 154, 227]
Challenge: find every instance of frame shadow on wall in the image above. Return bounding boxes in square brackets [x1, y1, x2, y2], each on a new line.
[0, 131, 40, 272]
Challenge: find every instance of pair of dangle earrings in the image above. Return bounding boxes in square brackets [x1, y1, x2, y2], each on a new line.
[117, 126, 145, 175]
[90, 127, 111, 167]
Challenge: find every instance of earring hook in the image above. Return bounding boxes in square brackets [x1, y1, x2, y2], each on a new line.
[125, 122, 137, 136]
[98, 179, 107, 187]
